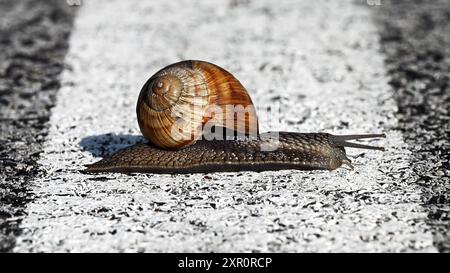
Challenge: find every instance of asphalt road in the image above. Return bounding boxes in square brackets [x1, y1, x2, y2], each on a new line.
[0, 0, 448, 252]
[375, 0, 450, 252]
[0, 0, 76, 252]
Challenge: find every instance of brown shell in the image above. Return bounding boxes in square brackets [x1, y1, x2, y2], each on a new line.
[137, 60, 259, 150]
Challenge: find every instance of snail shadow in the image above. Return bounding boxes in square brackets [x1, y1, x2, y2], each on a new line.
[80, 133, 146, 157]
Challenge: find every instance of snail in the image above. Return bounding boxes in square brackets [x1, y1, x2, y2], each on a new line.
[85, 60, 385, 174]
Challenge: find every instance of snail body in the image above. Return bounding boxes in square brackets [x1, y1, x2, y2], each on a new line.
[85, 60, 385, 174]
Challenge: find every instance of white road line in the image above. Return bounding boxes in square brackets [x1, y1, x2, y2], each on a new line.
[14, 0, 435, 252]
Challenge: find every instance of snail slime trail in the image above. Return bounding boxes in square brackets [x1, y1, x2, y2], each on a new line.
[85, 60, 385, 174]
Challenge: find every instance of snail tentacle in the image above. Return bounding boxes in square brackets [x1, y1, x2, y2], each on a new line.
[329, 133, 386, 151]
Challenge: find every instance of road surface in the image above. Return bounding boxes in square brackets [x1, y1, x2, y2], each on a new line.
[0, 0, 448, 252]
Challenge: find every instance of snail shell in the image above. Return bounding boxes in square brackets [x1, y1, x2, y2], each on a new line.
[137, 60, 258, 150]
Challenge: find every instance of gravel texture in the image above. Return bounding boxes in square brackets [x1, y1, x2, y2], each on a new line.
[374, 0, 450, 252]
[0, 0, 75, 252]
[11, 0, 437, 252]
